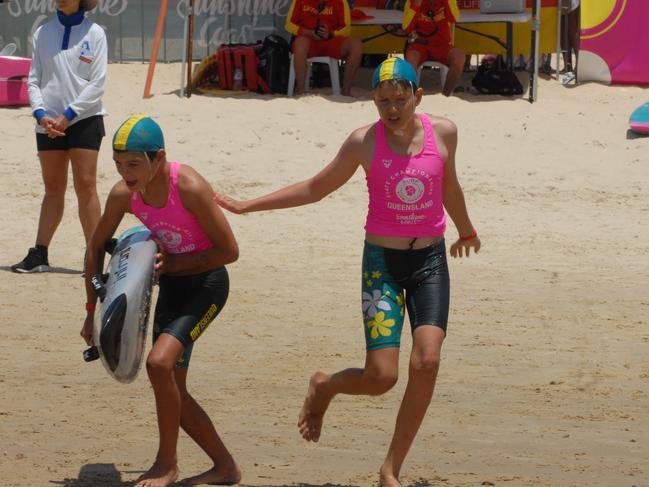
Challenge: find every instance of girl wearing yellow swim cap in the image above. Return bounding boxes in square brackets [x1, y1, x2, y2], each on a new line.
[215, 57, 481, 487]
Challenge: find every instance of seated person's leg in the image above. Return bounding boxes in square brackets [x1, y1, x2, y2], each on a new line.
[404, 43, 426, 69]
[339, 36, 363, 96]
[567, 7, 580, 72]
[464, 53, 473, 71]
[443, 46, 465, 96]
[292, 36, 314, 94]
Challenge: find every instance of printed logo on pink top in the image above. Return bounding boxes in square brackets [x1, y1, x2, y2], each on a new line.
[382, 168, 435, 225]
[151, 224, 197, 254]
[156, 229, 182, 249]
[396, 177, 425, 204]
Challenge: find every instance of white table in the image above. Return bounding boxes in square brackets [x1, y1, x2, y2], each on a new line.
[352, 8, 402, 25]
[456, 11, 532, 69]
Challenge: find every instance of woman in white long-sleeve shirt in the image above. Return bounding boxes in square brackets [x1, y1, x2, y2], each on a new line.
[12, 0, 107, 273]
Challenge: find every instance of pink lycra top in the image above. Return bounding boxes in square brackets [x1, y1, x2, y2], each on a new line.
[365, 113, 446, 238]
[131, 162, 213, 254]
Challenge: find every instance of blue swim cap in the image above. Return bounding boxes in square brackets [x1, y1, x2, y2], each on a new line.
[372, 57, 418, 89]
[113, 115, 165, 152]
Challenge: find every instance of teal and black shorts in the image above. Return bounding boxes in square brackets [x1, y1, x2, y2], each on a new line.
[361, 240, 450, 351]
[153, 266, 229, 368]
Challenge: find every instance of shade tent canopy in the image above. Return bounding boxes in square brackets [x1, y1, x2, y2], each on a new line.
[144, 0, 543, 102]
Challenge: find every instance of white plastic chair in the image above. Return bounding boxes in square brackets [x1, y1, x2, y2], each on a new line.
[0, 43, 17, 56]
[287, 54, 341, 96]
[416, 61, 449, 90]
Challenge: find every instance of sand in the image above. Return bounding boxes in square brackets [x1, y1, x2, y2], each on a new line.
[0, 62, 647, 487]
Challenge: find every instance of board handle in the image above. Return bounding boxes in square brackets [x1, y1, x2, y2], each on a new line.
[91, 273, 108, 301]
[104, 238, 118, 255]
[83, 346, 99, 362]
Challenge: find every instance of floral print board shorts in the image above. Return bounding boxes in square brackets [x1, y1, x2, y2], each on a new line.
[361, 240, 450, 351]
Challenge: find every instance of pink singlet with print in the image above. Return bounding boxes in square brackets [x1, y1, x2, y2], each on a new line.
[365, 113, 446, 237]
[131, 162, 213, 254]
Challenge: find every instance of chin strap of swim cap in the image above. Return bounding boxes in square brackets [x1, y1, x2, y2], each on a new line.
[140, 152, 156, 194]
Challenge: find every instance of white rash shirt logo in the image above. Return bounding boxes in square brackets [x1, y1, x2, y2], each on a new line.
[156, 229, 182, 249]
[395, 177, 425, 204]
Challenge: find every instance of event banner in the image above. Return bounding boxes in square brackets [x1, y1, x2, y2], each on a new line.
[578, 0, 649, 85]
[0, 0, 291, 61]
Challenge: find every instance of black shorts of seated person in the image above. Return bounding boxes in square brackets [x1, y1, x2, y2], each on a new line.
[36, 115, 105, 151]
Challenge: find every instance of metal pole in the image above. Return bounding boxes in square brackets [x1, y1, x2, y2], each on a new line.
[556, 1, 562, 81]
[119, 6, 123, 62]
[186, 0, 195, 98]
[180, 1, 189, 97]
[529, 0, 541, 103]
[163, 1, 168, 62]
[575, 6, 580, 83]
[140, 0, 145, 62]
[506, 22, 513, 70]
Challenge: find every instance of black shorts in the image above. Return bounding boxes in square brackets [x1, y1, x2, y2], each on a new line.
[153, 266, 230, 368]
[36, 115, 105, 151]
[361, 240, 450, 350]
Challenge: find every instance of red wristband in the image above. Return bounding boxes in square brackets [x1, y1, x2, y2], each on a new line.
[460, 229, 477, 241]
[85, 302, 96, 311]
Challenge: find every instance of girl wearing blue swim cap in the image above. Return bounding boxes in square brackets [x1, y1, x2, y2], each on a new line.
[82, 115, 241, 487]
[215, 57, 481, 487]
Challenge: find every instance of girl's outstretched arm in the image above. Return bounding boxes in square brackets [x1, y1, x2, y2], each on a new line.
[436, 117, 481, 258]
[215, 130, 364, 214]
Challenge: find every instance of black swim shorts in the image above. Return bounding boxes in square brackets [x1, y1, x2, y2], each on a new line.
[153, 266, 230, 368]
[36, 115, 105, 151]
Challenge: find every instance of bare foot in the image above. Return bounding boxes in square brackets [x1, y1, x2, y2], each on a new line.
[341, 89, 360, 98]
[297, 371, 333, 442]
[135, 461, 179, 487]
[180, 462, 241, 485]
[378, 471, 402, 487]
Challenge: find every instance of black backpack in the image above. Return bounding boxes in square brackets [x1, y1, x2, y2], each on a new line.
[257, 35, 290, 95]
[471, 63, 523, 97]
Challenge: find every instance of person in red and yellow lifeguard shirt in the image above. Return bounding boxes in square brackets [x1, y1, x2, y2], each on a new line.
[285, 0, 363, 96]
[402, 0, 465, 96]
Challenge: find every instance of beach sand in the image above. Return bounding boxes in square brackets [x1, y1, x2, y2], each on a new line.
[0, 63, 647, 487]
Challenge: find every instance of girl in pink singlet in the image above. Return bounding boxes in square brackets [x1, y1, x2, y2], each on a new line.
[215, 57, 481, 487]
[81, 115, 241, 487]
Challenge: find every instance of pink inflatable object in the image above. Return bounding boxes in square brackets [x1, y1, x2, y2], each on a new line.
[630, 122, 649, 134]
[578, 0, 649, 85]
[0, 56, 30, 106]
